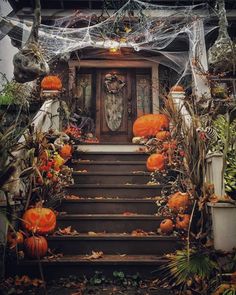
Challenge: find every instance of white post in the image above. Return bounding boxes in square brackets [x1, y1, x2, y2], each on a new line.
[189, 20, 211, 100]
[170, 90, 191, 127]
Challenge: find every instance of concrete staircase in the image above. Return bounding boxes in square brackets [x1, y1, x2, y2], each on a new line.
[10, 144, 180, 291]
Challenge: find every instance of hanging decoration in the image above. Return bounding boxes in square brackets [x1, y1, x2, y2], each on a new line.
[208, 0, 235, 72]
[0, 0, 216, 79]
[12, 0, 49, 83]
[104, 73, 126, 131]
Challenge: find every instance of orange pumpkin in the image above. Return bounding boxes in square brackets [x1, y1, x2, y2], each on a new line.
[59, 144, 72, 160]
[170, 85, 184, 92]
[176, 214, 190, 230]
[24, 236, 48, 259]
[156, 131, 171, 141]
[22, 207, 56, 235]
[168, 192, 190, 213]
[146, 153, 165, 172]
[160, 219, 174, 234]
[133, 114, 169, 137]
[41, 76, 62, 91]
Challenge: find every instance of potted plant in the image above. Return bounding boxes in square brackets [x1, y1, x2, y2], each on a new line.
[206, 114, 236, 251]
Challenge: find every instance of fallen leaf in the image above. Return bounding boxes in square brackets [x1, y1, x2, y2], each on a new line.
[120, 254, 127, 257]
[64, 195, 81, 200]
[88, 231, 97, 236]
[122, 212, 137, 216]
[131, 229, 148, 236]
[55, 226, 78, 235]
[85, 251, 103, 260]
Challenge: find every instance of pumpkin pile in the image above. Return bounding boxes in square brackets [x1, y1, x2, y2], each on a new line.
[159, 191, 191, 235]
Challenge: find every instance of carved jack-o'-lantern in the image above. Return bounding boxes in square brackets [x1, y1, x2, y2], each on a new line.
[133, 114, 169, 137]
[24, 236, 48, 259]
[22, 207, 56, 235]
[168, 192, 190, 213]
[160, 219, 174, 234]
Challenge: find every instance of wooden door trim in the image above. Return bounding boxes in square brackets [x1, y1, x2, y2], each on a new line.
[68, 59, 160, 112]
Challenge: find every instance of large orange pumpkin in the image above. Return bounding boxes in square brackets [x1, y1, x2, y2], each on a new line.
[41, 76, 62, 91]
[146, 153, 165, 172]
[22, 207, 56, 235]
[24, 236, 48, 259]
[133, 114, 169, 137]
[168, 192, 190, 213]
[156, 131, 171, 141]
[59, 144, 72, 160]
[160, 219, 174, 234]
[176, 214, 190, 230]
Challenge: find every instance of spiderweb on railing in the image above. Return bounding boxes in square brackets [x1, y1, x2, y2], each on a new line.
[0, 0, 216, 75]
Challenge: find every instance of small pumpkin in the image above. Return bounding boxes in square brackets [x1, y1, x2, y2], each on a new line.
[24, 236, 48, 259]
[133, 114, 169, 137]
[156, 131, 171, 141]
[41, 75, 62, 91]
[170, 85, 184, 92]
[176, 214, 190, 230]
[59, 144, 72, 160]
[168, 192, 190, 213]
[160, 219, 174, 234]
[146, 153, 165, 172]
[22, 207, 56, 235]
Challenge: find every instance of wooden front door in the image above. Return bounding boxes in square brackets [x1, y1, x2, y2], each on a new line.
[96, 69, 134, 143]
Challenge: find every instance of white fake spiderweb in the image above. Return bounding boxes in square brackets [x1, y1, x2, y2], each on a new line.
[0, 0, 216, 76]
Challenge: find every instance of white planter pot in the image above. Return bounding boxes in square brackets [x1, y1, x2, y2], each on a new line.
[208, 202, 236, 251]
[206, 152, 225, 197]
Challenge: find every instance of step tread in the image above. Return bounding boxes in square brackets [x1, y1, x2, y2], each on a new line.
[62, 198, 158, 203]
[68, 184, 162, 188]
[20, 254, 167, 265]
[73, 171, 150, 176]
[71, 160, 146, 165]
[49, 234, 178, 241]
[75, 151, 147, 155]
[57, 214, 163, 220]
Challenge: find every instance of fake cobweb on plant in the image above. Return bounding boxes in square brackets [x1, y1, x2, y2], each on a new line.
[0, 0, 216, 77]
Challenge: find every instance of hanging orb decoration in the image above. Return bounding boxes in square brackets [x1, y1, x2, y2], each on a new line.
[41, 75, 63, 91]
[208, 0, 235, 72]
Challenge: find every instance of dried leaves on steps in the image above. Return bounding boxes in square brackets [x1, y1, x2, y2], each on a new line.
[84, 251, 104, 260]
[55, 226, 78, 236]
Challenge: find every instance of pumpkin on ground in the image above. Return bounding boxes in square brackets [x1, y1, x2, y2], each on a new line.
[146, 153, 165, 172]
[176, 214, 190, 230]
[41, 75, 62, 91]
[133, 114, 169, 137]
[156, 131, 171, 141]
[168, 192, 190, 213]
[22, 207, 56, 235]
[59, 144, 72, 160]
[24, 236, 48, 259]
[160, 219, 174, 234]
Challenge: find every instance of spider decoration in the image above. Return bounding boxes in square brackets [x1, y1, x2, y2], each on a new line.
[13, 0, 49, 83]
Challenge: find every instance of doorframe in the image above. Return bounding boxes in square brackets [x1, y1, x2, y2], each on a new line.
[68, 59, 160, 112]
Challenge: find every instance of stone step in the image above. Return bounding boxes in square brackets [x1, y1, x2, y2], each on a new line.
[69, 160, 147, 172]
[57, 214, 164, 233]
[66, 184, 164, 198]
[58, 199, 158, 215]
[47, 234, 180, 255]
[72, 171, 151, 184]
[75, 143, 144, 152]
[7, 254, 173, 288]
[74, 151, 148, 161]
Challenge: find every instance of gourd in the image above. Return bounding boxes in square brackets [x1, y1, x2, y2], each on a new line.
[146, 153, 165, 172]
[168, 192, 190, 213]
[160, 219, 174, 234]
